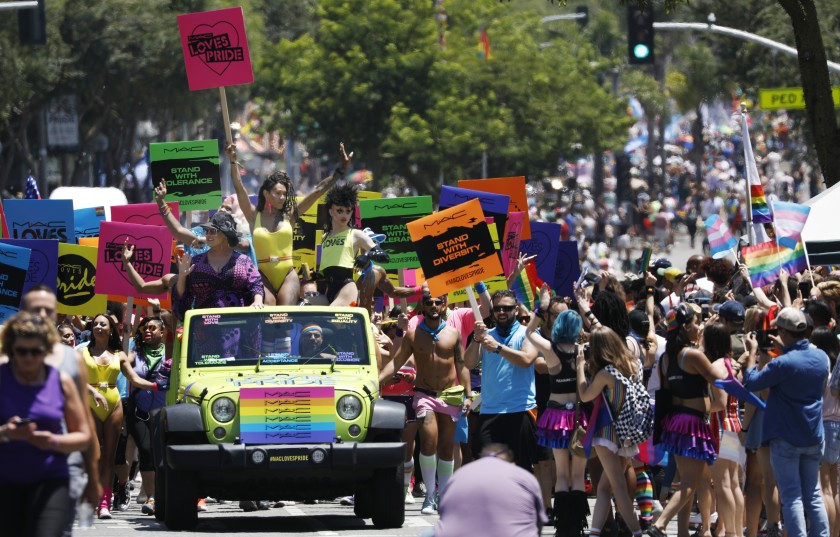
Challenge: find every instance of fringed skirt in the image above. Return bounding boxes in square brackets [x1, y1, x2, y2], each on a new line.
[659, 407, 717, 465]
[536, 404, 587, 450]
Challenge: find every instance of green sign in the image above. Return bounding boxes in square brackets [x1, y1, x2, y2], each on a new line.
[759, 87, 840, 110]
[358, 196, 433, 269]
[150, 139, 221, 211]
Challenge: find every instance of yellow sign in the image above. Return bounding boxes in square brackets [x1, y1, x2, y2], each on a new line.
[759, 87, 840, 110]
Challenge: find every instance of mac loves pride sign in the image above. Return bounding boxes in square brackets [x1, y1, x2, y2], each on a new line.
[95, 222, 171, 299]
[177, 7, 254, 91]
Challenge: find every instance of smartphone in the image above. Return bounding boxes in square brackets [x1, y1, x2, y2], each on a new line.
[15, 418, 33, 426]
[701, 304, 710, 320]
[756, 329, 778, 349]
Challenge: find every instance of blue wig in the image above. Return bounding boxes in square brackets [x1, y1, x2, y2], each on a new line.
[552, 310, 582, 344]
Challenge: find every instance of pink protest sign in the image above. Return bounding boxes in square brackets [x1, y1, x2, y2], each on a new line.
[502, 211, 525, 277]
[95, 222, 171, 299]
[111, 202, 180, 227]
[177, 7, 254, 91]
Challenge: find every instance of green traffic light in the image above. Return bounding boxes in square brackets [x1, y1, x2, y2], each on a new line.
[633, 44, 651, 59]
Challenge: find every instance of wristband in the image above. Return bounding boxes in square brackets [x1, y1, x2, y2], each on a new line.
[645, 286, 656, 295]
[534, 307, 545, 319]
[473, 281, 487, 294]
[333, 167, 347, 179]
[150, 383, 160, 392]
[159, 206, 170, 217]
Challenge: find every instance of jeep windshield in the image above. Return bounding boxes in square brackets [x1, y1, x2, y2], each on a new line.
[186, 310, 371, 368]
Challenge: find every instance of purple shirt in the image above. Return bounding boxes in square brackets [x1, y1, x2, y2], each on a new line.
[0, 364, 68, 484]
[174, 251, 264, 321]
[434, 456, 547, 537]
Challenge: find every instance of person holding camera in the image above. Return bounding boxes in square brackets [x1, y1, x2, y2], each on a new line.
[741, 307, 830, 537]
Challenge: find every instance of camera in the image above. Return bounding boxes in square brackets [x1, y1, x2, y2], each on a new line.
[756, 329, 777, 349]
[701, 304, 710, 320]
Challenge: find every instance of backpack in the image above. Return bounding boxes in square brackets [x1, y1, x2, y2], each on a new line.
[605, 364, 654, 447]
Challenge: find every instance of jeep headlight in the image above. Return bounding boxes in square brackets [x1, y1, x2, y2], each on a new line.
[336, 394, 362, 420]
[211, 397, 236, 423]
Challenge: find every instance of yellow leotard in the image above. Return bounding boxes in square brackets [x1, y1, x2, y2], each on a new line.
[320, 229, 356, 270]
[83, 347, 121, 422]
[253, 213, 294, 290]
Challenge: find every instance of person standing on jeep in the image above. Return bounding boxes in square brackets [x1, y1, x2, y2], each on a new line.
[379, 290, 472, 515]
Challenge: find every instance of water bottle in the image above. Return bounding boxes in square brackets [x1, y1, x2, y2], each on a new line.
[77, 501, 94, 530]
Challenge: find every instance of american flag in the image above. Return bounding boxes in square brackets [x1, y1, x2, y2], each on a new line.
[24, 175, 41, 200]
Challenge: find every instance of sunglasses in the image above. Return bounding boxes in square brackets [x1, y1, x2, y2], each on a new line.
[204, 227, 219, 235]
[424, 299, 444, 306]
[493, 305, 517, 313]
[304, 291, 320, 298]
[517, 316, 530, 323]
[14, 346, 47, 357]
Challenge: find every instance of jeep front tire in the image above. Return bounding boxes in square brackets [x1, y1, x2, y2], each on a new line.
[370, 463, 405, 528]
[163, 468, 198, 531]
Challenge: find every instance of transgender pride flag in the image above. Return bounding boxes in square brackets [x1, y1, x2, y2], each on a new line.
[773, 201, 810, 250]
[742, 114, 773, 224]
[705, 215, 739, 259]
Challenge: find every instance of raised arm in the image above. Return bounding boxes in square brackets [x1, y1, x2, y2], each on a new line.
[121, 241, 176, 295]
[225, 143, 257, 231]
[525, 312, 561, 370]
[297, 142, 353, 217]
[155, 180, 198, 245]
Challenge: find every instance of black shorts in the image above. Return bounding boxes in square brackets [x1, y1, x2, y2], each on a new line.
[384, 395, 416, 423]
[473, 410, 538, 470]
[322, 267, 355, 303]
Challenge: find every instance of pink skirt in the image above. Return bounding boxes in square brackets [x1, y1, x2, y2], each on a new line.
[660, 411, 717, 465]
[536, 406, 587, 449]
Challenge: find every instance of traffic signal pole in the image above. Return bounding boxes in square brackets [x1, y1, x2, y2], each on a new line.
[654, 21, 840, 75]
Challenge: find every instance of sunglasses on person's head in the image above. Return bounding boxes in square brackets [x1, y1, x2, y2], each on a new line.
[14, 346, 47, 357]
[493, 305, 517, 313]
[424, 299, 444, 306]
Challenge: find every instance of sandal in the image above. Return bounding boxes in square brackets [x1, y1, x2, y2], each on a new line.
[647, 526, 667, 537]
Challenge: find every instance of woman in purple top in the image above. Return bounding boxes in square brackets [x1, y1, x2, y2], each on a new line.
[122, 211, 265, 320]
[0, 311, 91, 537]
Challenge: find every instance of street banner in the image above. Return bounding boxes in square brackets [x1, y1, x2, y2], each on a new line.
[501, 211, 525, 277]
[293, 197, 319, 274]
[554, 241, 581, 298]
[359, 196, 434, 269]
[57, 243, 106, 316]
[95, 222, 171, 299]
[407, 199, 502, 297]
[459, 176, 531, 240]
[240, 386, 336, 444]
[150, 140, 222, 211]
[0, 242, 31, 324]
[3, 199, 75, 244]
[0, 239, 58, 296]
[439, 186, 510, 252]
[74, 206, 106, 241]
[177, 7, 254, 91]
[519, 221, 561, 293]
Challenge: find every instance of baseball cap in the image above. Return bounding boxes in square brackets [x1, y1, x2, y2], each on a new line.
[714, 300, 745, 323]
[651, 258, 672, 272]
[658, 267, 684, 282]
[772, 307, 808, 332]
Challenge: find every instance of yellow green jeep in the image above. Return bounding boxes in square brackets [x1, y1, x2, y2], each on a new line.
[151, 306, 406, 531]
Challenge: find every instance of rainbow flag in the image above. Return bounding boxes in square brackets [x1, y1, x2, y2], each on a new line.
[511, 260, 543, 310]
[779, 241, 808, 276]
[773, 201, 810, 250]
[704, 214, 738, 259]
[477, 27, 491, 60]
[741, 240, 780, 288]
[742, 113, 773, 224]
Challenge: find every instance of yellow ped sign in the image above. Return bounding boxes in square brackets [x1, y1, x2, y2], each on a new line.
[759, 87, 840, 110]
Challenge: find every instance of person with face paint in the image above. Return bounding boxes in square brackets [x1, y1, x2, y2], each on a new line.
[379, 290, 471, 515]
[227, 142, 353, 306]
[319, 183, 418, 308]
[465, 289, 539, 471]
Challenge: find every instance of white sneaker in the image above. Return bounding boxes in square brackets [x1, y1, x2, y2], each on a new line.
[420, 496, 437, 515]
[405, 490, 415, 504]
[651, 500, 664, 519]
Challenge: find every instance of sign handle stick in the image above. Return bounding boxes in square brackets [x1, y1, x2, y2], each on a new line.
[398, 268, 407, 311]
[465, 286, 482, 322]
[802, 240, 817, 289]
[219, 87, 233, 144]
[122, 296, 134, 355]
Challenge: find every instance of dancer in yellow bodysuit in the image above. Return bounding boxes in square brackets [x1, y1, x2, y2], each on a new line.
[227, 142, 353, 306]
[83, 313, 126, 520]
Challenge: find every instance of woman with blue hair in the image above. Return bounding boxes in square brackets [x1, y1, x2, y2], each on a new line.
[526, 307, 588, 537]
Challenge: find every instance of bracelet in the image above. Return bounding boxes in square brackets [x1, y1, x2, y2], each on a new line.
[333, 167, 347, 179]
[645, 286, 656, 295]
[159, 205, 170, 217]
[585, 311, 595, 318]
[473, 281, 488, 294]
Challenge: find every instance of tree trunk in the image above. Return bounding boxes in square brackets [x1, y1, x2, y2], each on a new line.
[693, 104, 704, 184]
[777, 0, 840, 187]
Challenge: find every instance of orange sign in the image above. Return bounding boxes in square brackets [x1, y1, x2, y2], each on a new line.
[459, 176, 531, 240]
[407, 199, 502, 297]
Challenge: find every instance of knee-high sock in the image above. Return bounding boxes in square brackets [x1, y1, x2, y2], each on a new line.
[634, 466, 653, 522]
[404, 459, 415, 493]
[437, 458, 454, 495]
[419, 453, 437, 500]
